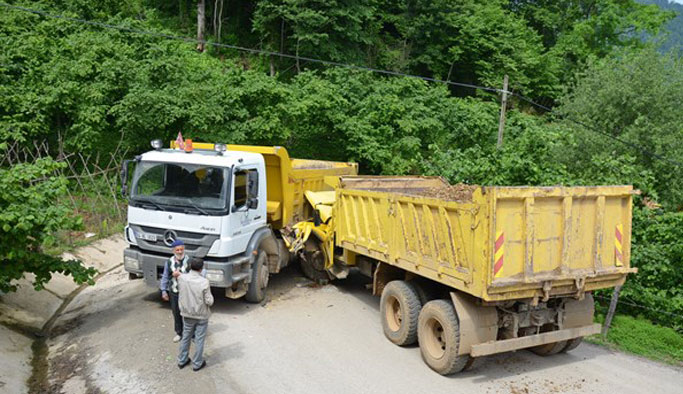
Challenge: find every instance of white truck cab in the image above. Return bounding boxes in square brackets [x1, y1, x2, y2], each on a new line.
[122, 141, 271, 302]
[122, 140, 358, 302]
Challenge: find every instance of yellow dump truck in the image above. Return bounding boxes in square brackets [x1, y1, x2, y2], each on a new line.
[292, 176, 636, 374]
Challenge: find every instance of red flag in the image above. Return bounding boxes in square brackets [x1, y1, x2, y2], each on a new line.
[175, 132, 185, 150]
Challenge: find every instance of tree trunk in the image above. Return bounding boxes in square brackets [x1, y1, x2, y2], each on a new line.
[280, 18, 285, 53]
[217, 0, 224, 44]
[197, 0, 206, 52]
[213, 0, 218, 37]
[296, 38, 300, 73]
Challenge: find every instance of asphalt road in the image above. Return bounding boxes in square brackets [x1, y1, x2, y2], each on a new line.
[45, 264, 683, 394]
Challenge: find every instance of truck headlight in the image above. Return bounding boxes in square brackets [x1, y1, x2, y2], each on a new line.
[126, 227, 137, 245]
[205, 269, 224, 283]
[124, 256, 140, 271]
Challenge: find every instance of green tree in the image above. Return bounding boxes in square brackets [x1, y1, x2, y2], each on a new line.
[0, 155, 97, 293]
[393, 0, 560, 99]
[556, 47, 683, 209]
[252, 0, 381, 69]
[513, 0, 672, 87]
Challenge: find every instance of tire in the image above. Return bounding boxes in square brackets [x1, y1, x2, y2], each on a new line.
[300, 249, 331, 285]
[529, 340, 568, 356]
[409, 278, 437, 306]
[417, 299, 470, 375]
[561, 337, 583, 353]
[463, 356, 484, 372]
[380, 280, 422, 346]
[245, 250, 269, 303]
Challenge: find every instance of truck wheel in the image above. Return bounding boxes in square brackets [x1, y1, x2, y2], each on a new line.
[245, 250, 269, 303]
[409, 278, 437, 306]
[380, 280, 421, 346]
[463, 356, 484, 371]
[417, 299, 470, 375]
[561, 337, 583, 353]
[300, 249, 331, 285]
[530, 340, 568, 356]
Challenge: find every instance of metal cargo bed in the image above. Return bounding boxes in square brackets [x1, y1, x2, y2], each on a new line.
[335, 176, 636, 302]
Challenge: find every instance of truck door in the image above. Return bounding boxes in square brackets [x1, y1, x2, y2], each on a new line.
[230, 167, 262, 252]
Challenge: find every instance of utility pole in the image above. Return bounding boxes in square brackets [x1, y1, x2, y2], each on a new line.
[497, 74, 509, 150]
[602, 285, 622, 339]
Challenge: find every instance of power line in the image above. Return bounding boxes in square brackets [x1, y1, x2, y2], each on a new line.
[513, 93, 683, 168]
[594, 295, 682, 319]
[1, 1, 681, 168]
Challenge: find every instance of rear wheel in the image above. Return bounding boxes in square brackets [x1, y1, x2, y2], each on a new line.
[463, 356, 484, 371]
[245, 250, 269, 303]
[530, 340, 568, 356]
[409, 278, 437, 306]
[561, 337, 583, 353]
[417, 299, 470, 375]
[380, 280, 421, 346]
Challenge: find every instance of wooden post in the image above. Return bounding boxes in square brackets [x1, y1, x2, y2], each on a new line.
[497, 74, 509, 150]
[602, 285, 622, 338]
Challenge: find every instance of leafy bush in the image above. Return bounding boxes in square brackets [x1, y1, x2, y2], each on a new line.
[618, 208, 683, 331]
[0, 155, 97, 293]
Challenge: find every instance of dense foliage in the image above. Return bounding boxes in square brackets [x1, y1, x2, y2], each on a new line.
[0, 155, 97, 293]
[0, 0, 680, 332]
[624, 208, 683, 330]
[641, 0, 683, 53]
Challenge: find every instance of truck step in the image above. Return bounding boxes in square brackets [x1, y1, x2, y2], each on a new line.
[232, 272, 250, 282]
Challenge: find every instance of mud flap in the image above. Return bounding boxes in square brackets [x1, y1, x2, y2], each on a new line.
[563, 294, 595, 329]
[449, 292, 498, 356]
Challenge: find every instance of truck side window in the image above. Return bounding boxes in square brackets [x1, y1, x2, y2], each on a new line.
[234, 171, 248, 207]
[247, 169, 258, 201]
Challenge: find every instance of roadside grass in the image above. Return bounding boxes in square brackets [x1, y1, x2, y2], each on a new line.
[588, 313, 683, 366]
[42, 192, 126, 256]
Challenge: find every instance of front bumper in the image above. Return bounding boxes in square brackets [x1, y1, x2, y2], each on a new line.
[123, 247, 252, 288]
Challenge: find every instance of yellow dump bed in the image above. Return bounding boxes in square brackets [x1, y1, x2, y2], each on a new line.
[228, 145, 357, 229]
[335, 176, 636, 302]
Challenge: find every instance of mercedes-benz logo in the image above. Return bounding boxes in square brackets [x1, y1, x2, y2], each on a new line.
[163, 230, 178, 247]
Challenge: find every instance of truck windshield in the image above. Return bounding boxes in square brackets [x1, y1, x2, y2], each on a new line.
[130, 162, 229, 213]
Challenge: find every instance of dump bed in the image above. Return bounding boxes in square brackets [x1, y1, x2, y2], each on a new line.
[335, 176, 636, 302]
[228, 145, 357, 229]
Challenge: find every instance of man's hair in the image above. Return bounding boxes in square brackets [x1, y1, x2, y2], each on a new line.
[190, 257, 204, 271]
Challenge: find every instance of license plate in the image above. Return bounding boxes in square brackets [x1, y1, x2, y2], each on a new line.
[137, 232, 157, 242]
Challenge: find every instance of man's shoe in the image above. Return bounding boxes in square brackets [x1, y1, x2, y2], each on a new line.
[173, 335, 181, 343]
[192, 360, 207, 372]
[178, 358, 191, 369]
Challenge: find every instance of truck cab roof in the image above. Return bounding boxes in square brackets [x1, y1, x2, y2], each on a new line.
[139, 148, 263, 168]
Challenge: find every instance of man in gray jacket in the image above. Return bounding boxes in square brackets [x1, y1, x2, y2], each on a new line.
[177, 258, 214, 371]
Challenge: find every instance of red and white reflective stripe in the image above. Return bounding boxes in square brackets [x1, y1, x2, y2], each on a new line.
[494, 231, 504, 277]
[615, 224, 624, 267]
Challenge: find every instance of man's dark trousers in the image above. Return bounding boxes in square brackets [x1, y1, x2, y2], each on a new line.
[169, 291, 183, 336]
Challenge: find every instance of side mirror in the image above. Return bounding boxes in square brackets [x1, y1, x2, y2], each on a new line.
[120, 159, 133, 197]
[247, 197, 258, 210]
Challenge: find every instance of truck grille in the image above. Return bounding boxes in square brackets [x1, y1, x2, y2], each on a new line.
[130, 225, 220, 258]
